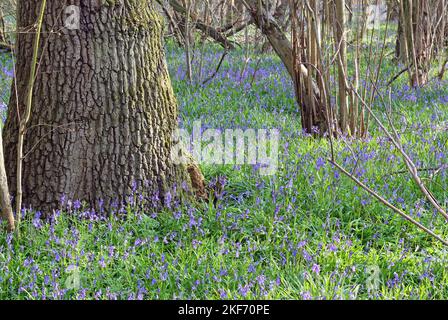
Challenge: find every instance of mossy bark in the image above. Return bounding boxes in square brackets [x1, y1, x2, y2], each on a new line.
[3, 0, 204, 212]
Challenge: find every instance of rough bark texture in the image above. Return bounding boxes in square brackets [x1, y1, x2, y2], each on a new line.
[3, 0, 203, 213]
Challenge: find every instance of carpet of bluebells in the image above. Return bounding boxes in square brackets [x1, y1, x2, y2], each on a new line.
[1, 39, 448, 299]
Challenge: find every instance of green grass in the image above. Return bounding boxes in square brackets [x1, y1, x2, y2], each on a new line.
[1, 38, 448, 299]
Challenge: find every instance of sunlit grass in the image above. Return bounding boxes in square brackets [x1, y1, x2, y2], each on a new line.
[1, 40, 448, 299]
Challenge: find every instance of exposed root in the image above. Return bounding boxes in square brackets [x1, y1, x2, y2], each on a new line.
[187, 161, 208, 201]
[178, 145, 208, 202]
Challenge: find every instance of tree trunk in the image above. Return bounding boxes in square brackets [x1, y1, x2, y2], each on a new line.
[334, 0, 349, 133]
[395, 11, 406, 61]
[166, 0, 235, 50]
[3, 0, 204, 213]
[241, 0, 329, 135]
[0, 128, 14, 231]
[0, 7, 6, 43]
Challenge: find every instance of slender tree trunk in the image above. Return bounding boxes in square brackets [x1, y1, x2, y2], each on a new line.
[0, 7, 6, 44]
[165, 0, 235, 50]
[241, 0, 329, 135]
[0, 130, 14, 231]
[395, 11, 406, 61]
[3, 0, 204, 213]
[183, 0, 193, 83]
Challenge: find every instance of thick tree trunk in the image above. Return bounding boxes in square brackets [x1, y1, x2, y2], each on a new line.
[3, 0, 203, 213]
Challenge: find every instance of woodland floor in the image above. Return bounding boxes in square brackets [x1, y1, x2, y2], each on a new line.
[1, 40, 448, 299]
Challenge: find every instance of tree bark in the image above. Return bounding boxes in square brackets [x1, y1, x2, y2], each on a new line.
[0, 129, 14, 231]
[0, 7, 13, 52]
[3, 0, 204, 213]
